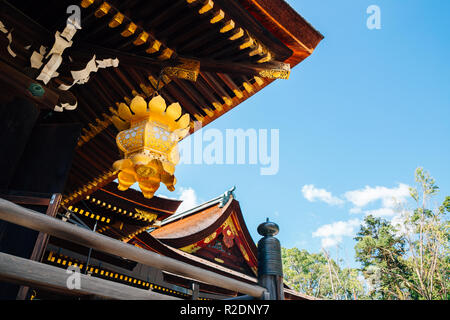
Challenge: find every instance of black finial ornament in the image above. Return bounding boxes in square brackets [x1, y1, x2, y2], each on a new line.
[257, 219, 279, 237]
[256, 219, 284, 299]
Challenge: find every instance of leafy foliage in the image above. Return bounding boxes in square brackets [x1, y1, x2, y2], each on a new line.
[354, 168, 449, 300]
[282, 247, 367, 299]
[283, 168, 449, 300]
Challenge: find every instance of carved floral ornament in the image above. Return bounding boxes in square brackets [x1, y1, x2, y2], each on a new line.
[111, 95, 190, 198]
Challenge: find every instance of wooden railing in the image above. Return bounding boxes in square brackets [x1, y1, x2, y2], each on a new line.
[0, 198, 267, 300]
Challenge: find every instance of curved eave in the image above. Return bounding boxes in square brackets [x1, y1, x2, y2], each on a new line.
[131, 230, 258, 287]
[238, 0, 324, 67]
[151, 198, 258, 272]
[151, 197, 236, 247]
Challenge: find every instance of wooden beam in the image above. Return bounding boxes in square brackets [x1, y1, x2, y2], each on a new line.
[0, 198, 267, 298]
[72, 44, 290, 79]
[0, 194, 51, 206]
[0, 252, 178, 300]
[0, 61, 60, 109]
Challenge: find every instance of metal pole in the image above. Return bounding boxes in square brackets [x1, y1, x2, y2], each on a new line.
[257, 219, 285, 300]
[84, 220, 97, 275]
[0, 198, 267, 298]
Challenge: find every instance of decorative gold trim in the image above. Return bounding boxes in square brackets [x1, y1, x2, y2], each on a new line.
[180, 243, 202, 254]
[242, 81, 254, 93]
[121, 22, 138, 37]
[95, 2, 111, 18]
[229, 28, 244, 41]
[163, 58, 200, 82]
[67, 205, 112, 224]
[77, 114, 114, 147]
[203, 232, 217, 244]
[199, 0, 214, 14]
[158, 48, 175, 61]
[253, 76, 264, 86]
[81, 0, 95, 8]
[61, 170, 118, 206]
[109, 12, 124, 28]
[258, 62, 290, 79]
[220, 20, 235, 33]
[210, 10, 225, 24]
[133, 31, 149, 46]
[120, 225, 150, 242]
[214, 258, 224, 264]
[146, 40, 162, 54]
[134, 209, 158, 223]
[188, 0, 274, 63]
[87, 2, 176, 58]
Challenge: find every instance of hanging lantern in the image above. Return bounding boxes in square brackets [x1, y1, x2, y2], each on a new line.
[111, 95, 190, 198]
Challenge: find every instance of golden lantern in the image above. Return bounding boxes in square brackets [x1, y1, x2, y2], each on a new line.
[111, 95, 190, 198]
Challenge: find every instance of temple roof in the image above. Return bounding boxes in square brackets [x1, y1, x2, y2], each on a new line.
[0, 0, 323, 203]
[63, 181, 182, 241]
[150, 187, 258, 277]
[152, 188, 251, 245]
[0, 0, 323, 300]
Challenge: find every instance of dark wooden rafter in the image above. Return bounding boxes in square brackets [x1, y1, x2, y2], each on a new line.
[0, 60, 60, 108]
[80, 0, 178, 61]
[183, 0, 281, 63]
[71, 43, 290, 79]
[1, 0, 322, 199]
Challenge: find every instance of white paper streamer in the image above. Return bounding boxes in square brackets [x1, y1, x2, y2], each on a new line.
[53, 105, 64, 112]
[61, 19, 81, 42]
[97, 58, 119, 69]
[58, 56, 120, 91]
[71, 55, 98, 84]
[54, 101, 78, 112]
[62, 101, 78, 111]
[46, 32, 73, 58]
[0, 20, 7, 34]
[6, 31, 17, 57]
[30, 51, 44, 69]
[37, 54, 63, 84]
[35, 24, 76, 86]
[0, 20, 17, 57]
[58, 82, 75, 91]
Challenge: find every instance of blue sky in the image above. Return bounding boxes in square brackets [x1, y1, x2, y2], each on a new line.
[156, 1, 450, 267]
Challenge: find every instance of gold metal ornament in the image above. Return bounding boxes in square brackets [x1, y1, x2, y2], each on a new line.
[112, 95, 190, 198]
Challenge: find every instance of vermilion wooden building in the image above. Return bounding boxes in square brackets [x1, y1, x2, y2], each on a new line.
[0, 0, 322, 300]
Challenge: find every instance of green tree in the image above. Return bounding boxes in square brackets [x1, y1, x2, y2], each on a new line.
[354, 215, 410, 299]
[282, 247, 367, 299]
[355, 168, 449, 300]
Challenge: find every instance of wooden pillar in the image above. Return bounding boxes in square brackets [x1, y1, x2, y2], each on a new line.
[0, 194, 62, 299]
[0, 97, 40, 190]
[16, 193, 62, 300]
[257, 219, 284, 300]
[0, 95, 80, 299]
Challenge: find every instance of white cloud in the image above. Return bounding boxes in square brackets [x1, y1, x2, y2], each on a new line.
[305, 182, 412, 249]
[302, 184, 345, 206]
[349, 207, 363, 214]
[390, 211, 415, 237]
[321, 237, 342, 248]
[365, 207, 396, 217]
[344, 183, 410, 219]
[312, 219, 361, 248]
[344, 183, 410, 209]
[176, 187, 198, 213]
